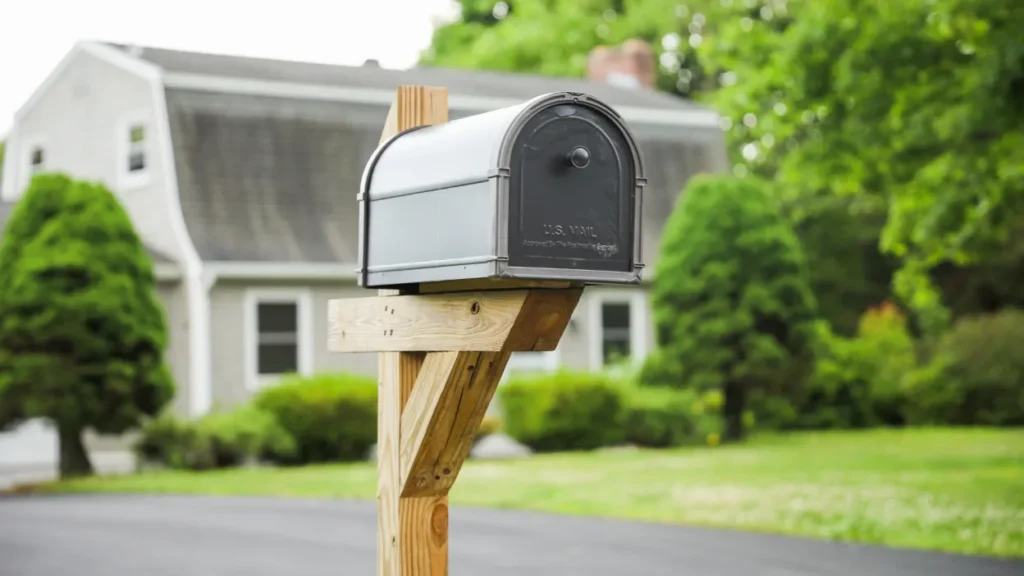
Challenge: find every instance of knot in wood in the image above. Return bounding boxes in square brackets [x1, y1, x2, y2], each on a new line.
[470, 301, 481, 314]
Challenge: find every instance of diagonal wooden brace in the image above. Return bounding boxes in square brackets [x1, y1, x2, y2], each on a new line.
[396, 289, 582, 497]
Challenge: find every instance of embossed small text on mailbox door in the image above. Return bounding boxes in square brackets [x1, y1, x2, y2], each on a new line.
[543, 224, 599, 239]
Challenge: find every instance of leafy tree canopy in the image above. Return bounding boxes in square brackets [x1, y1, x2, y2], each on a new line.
[0, 173, 174, 477]
[641, 174, 818, 440]
[699, 0, 1024, 332]
[424, 0, 1024, 334]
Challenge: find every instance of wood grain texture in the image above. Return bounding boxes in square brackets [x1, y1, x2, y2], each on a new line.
[379, 85, 449, 145]
[398, 350, 511, 497]
[375, 85, 449, 576]
[397, 289, 582, 498]
[399, 495, 449, 575]
[329, 290, 571, 353]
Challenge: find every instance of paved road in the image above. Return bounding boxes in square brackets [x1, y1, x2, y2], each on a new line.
[1, 495, 1020, 576]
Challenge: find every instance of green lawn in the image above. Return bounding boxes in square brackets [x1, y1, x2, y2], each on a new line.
[38, 427, 1024, 558]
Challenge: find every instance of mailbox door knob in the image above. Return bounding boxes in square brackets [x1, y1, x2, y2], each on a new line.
[567, 146, 591, 169]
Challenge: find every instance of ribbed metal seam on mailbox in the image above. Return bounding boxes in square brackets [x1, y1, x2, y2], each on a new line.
[357, 91, 647, 288]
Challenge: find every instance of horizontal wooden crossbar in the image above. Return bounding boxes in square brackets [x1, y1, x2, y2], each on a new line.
[327, 289, 580, 353]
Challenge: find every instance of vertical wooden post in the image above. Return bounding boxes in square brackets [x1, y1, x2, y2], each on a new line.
[376, 85, 450, 576]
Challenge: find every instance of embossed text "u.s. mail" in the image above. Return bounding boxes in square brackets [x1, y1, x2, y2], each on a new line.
[543, 224, 598, 238]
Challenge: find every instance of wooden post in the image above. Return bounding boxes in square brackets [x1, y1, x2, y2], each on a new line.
[375, 85, 450, 576]
[328, 85, 583, 576]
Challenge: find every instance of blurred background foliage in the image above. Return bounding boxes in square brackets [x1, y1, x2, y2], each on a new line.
[423, 0, 1024, 336]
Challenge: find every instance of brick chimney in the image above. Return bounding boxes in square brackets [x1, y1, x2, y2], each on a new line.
[587, 39, 656, 89]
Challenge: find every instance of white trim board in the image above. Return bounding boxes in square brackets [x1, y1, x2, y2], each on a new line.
[14, 134, 49, 200]
[1, 124, 18, 201]
[243, 287, 314, 393]
[162, 73, 721, 129]
[76, 40, 212, 418]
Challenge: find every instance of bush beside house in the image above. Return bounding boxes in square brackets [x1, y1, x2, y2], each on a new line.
[136, 372, 378, 470]
[498, 371, 725, 452]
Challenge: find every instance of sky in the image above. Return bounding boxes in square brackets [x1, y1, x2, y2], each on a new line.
[0, 0, 461, 135]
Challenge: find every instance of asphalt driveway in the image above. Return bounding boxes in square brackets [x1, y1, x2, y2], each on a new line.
[0, 495, 1019, 576]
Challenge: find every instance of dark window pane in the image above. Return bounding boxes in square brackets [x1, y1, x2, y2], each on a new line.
[129, 151, 146, 172]
[602, 303, 630, 330]
[258, 302, 297, 333]
[31, 147, 44, 166]
[601, 302, 631, 365]
[258, 343, 297, 375]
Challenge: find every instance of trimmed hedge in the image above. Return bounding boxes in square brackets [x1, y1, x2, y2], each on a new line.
[498, 370, 627, 452]
[624, 387, 724, 448]
[498, 370, 724, 452]
[193, 405, 296, 468]
[134, 405, 294, 470]
[253, 372, 378, 464]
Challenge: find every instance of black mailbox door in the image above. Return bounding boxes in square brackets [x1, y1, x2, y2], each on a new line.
[506, 102, 635, 273]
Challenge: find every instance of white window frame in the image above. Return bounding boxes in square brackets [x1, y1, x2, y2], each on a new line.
[587, 288, 649, 371]
[243, 288, 314, 392]
[18, 135, 48, 195]
[116, 111, 152, 190]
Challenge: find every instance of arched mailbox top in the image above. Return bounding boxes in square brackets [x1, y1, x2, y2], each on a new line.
[358, 92, 647, 288]
[362, 92, 646, 201]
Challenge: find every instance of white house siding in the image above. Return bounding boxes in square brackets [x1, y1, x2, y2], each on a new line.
[4, 47, 183, 264]
[156, 281, 192, 416]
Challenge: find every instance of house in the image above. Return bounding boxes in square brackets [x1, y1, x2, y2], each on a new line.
[0, 39, 726, 472]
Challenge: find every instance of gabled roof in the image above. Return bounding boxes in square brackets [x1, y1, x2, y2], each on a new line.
[105, 43, 716, 123]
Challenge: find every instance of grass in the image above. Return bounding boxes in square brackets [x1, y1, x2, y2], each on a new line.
[35, 427, 1024, 559]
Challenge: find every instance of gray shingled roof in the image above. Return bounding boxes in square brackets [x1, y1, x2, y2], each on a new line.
[111, 43, 725, 266]
[165, 89, 378, 263]
[108, 43, 708, 114]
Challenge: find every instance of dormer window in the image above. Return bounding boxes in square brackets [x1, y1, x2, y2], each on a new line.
[29, 147, 46, 173]
[128, 125, 146, 172]
[118, 112, 151, 189]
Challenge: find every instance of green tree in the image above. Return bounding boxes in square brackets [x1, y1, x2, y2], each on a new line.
[641, 174, 818, 441]
[699, 0, 1024, 333]
[421, 0, 735, 98]
[0, 173, 174, 478]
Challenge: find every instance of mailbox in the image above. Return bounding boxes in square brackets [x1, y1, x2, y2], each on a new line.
[357, 91, 646, 288]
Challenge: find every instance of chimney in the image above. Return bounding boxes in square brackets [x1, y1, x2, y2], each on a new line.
[363, 58, 381, 68]
[586, 39, 656, 89]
